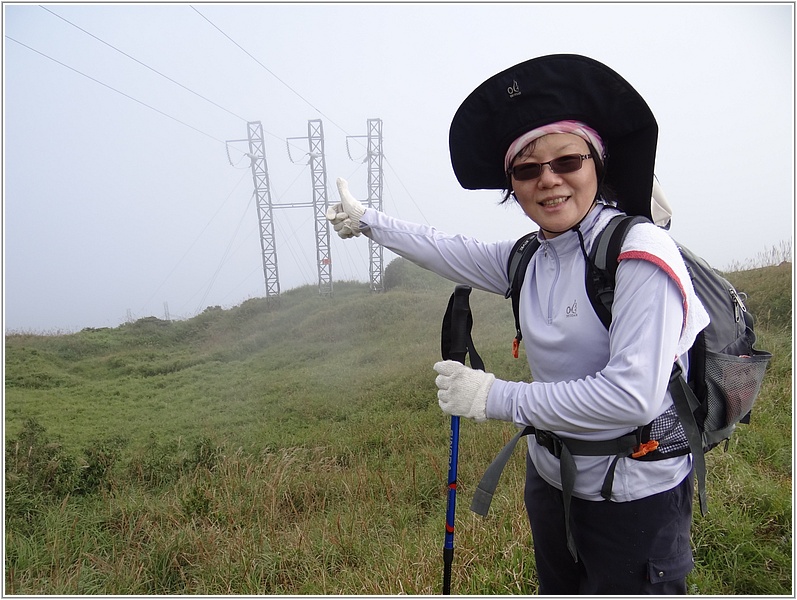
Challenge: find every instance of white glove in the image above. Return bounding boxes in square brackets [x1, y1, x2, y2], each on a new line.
[326, 178, 366, 238]
[434, 360, 495, 423]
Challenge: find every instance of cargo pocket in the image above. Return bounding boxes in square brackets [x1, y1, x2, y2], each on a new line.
[647, 549, 695, 584]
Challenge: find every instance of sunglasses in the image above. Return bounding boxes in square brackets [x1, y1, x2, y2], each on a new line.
[509, 153, 593, 181]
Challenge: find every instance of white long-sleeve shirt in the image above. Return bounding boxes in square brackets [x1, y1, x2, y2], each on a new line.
[359, 203, 695, 502]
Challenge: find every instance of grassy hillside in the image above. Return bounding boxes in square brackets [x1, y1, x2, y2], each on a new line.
[4, 258, 792, 594]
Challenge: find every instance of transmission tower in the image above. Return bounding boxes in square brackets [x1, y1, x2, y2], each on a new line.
[287, 120, 332, 296]
[229, 121, 281, 300]
[347, 118, 384, 292]
[285, 119, 333, 296]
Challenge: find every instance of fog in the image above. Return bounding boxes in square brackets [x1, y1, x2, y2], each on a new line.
[4, 3, 793, 332]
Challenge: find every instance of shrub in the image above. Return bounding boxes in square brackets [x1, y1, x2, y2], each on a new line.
[127, 434, 183, 489]
[79, 435, 127, 493]
[5, 418, 79, 500]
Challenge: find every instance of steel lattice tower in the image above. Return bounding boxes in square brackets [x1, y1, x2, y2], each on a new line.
[308, 120, 333, 296]
[347, 118, 384, 292]
[367, 119, 384, 292]
[246, 121, 280, 299]
[286, 120, 333, 296]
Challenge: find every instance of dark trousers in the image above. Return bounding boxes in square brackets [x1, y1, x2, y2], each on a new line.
[524, 454, 694, 595]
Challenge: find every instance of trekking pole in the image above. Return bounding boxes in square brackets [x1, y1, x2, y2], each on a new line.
[443, 414, 460, 596]
[440, 284, 484, 595]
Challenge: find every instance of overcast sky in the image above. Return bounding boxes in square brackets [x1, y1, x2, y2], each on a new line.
[3, 2, 793, 333]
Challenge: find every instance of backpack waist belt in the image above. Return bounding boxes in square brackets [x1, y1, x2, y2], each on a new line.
[471, 425, 640, 561]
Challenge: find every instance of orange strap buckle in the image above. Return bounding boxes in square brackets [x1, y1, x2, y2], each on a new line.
[631, 440, 660, 458]
[512, 337, 520, 359]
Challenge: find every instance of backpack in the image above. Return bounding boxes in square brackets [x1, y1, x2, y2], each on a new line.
[471, 214, 772, 535]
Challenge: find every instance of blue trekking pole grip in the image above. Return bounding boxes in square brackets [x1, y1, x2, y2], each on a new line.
[440, 284, 476, 595]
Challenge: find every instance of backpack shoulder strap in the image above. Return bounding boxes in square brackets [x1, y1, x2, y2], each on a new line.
[589, 214, 714, 511]
[506, 232, 539, 357]
[586, 214, 650, 329]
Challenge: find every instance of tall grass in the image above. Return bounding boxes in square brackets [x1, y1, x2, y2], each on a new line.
[4, 257, 792, 594]
[723, 239, 792, 273]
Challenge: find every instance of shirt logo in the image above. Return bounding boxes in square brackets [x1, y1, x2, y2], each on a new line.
[566, 299, 578, 318]
[507, 80, 521, 98]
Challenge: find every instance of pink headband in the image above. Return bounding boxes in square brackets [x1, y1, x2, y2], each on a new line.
[504, 120, 605, 173]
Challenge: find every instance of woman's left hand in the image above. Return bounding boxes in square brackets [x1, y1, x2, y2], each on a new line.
[434, 360, 495, 422]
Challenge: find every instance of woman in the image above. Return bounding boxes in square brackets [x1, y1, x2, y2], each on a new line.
[327, 54, 708, 595]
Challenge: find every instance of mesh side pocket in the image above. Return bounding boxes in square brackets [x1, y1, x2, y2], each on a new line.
[704, 350, 772, 430]
[649, 404, 689, 456]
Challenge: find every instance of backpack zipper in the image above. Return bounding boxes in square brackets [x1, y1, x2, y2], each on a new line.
[730, 288, 747, 323]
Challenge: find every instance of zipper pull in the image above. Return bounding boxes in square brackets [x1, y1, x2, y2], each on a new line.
[730, 288, 748, 322]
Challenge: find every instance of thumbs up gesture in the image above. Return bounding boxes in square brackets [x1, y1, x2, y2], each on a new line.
[326, 178, 366, 239]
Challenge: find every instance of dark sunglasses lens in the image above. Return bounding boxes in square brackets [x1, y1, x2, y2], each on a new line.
[551, 155, 583, 173]
[512, 163, 541, 180]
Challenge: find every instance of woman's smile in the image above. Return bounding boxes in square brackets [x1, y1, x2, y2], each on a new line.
[539, 195, 570, 208]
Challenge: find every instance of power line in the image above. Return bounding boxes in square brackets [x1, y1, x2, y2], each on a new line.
[384, 156, 431, 225]
[194, 189, 255, 314]
[190, 5, 354, 139]
[6, 35, 228, 146]
[9, 19, 278, 154]
[39, 5, 251, 123]
[36, 5, 302, 150]
[140, 170, 251, 312]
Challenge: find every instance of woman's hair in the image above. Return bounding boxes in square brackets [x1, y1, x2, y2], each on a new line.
[500, 140, 617, 206]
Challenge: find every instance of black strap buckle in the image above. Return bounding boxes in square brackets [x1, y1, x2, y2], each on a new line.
[534, 429, 563, 458]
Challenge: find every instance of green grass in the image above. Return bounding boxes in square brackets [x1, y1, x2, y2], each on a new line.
[4, 257, 792, 594]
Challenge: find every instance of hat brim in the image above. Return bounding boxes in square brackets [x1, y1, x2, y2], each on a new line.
[449, 54, 658, 220]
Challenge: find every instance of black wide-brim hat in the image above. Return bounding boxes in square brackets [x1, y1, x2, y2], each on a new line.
[449, 54, 658, 220]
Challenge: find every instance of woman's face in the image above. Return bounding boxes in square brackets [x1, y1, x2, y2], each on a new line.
[510, 133, 598, 237]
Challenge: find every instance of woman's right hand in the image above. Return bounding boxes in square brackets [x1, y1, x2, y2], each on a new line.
[326, 178, 366, 238]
